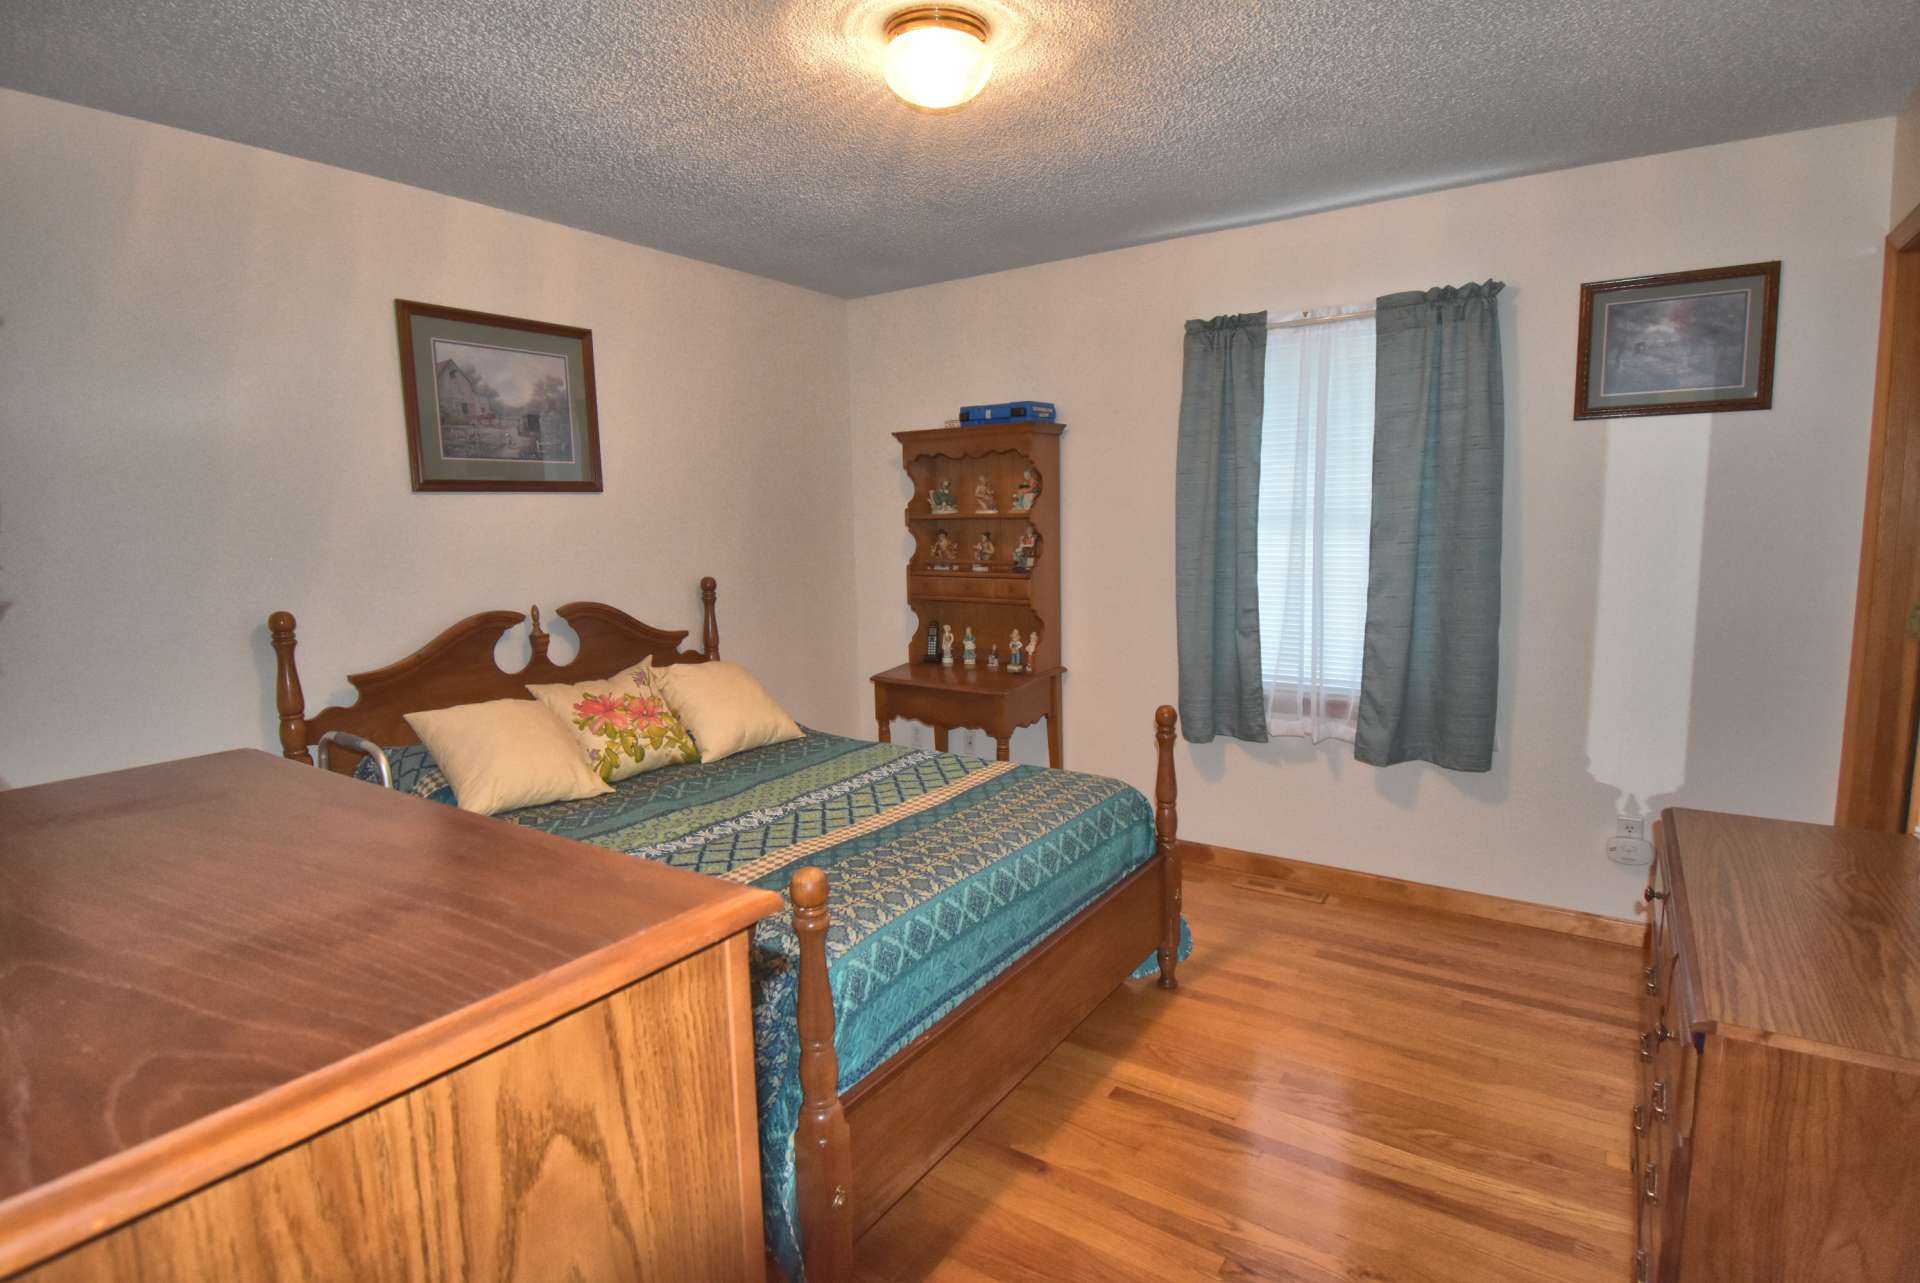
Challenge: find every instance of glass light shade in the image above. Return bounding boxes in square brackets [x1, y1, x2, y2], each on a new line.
[883, 20, 993, 110]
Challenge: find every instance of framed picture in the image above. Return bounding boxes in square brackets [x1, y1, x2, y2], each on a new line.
[395, 300, 603, 491]
[1574, 261, 1780, 419]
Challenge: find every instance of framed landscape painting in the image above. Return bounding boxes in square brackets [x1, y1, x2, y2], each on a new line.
[1574, 261, 1780, 419]
[396, 300, 603, 491]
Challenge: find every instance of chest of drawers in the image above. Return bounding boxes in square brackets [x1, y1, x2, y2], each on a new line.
[1, 751, 781, 1282]
[1635, 809, 1920, 1281]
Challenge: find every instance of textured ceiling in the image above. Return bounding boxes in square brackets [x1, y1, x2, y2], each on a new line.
[3, 0, 1916, 297]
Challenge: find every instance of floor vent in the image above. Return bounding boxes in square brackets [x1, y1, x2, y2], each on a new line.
[1232, 876, 1329, 904]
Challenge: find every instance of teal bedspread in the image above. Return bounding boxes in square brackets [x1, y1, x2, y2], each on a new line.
[361, 730, 1185, 1279]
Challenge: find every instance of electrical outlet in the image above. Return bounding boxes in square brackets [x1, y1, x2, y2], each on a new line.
[1606, 837, 1652, 867]
[1608, 812, 1654, 866]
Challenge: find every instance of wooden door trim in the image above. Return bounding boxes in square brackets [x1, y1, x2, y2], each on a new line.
[1838, 203, 1920, 829]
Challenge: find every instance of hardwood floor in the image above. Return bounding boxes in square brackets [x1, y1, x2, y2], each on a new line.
[855, 862, 1642, 1283]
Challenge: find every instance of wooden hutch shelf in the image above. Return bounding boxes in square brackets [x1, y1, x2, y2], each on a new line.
[904, 513, 1037, 524]
[872, 422, 1065, 766]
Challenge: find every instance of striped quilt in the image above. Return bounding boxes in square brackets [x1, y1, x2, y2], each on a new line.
[361, 730, 1182, 1278]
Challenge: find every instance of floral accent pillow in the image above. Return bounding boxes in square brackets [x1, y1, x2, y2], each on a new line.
[527, 661, 698, 783]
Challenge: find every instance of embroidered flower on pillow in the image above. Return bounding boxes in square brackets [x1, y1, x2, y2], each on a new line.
[526, 664, 699, 785]
[569, 688, 696, 781]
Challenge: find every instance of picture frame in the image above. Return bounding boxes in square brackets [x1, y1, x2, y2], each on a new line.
[1573, 261, 1780, 420]
[395, 299, 603, 491]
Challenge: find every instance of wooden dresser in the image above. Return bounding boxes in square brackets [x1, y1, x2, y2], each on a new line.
[1637, 808, 1920, 1281]
[0, 750, 781, 1282]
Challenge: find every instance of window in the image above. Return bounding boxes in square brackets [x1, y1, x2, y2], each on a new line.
[1256, 306, 1375, 742]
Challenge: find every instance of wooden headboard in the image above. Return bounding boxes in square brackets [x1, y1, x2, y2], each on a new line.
[270, 577, 720, 773]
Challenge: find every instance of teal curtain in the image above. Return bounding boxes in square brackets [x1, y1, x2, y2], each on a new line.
[1356, 283, 1505, 771]
[1176, 312, 1269, 743]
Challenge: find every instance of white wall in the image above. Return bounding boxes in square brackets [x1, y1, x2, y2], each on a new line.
[1, 90, 1896, 922]
[846, 119, 1894, 918]
[0, 90, 857, 787]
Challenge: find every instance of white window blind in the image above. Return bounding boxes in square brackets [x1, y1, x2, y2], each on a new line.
[1257, 305, 1376, 742]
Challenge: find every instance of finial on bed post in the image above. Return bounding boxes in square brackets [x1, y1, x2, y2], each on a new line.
[1154, 705, 1181, 990]
[791, 866, 852, 1282]
[528, 605, 551, 664]
[268, 611, 311, 764]
[700, 576, 720, 661]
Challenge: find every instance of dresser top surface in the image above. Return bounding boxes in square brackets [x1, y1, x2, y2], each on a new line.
[0, 750, 780, 1264]
[1665, 807, 1920, 1060]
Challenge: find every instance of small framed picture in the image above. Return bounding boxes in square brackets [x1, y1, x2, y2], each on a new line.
[395, 299, 603, 491]
[1574, 261, 1780, 419]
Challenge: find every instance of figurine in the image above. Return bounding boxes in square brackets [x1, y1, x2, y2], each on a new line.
[1007, 630, 1024, 672]
[972, 530, 995, 567]
[941, 623, 955, 666]
[1011, 466, 1039, 512]
[1011, 524, 1039, 573]
[962, 627, 977, 668]
[1027, 631, 1040, 670]
[973, 474, 998, 514]
[924, 619, 941, 663]
[929, 476, 958, 515]
[928, 528, 959, 568]
[987, 644, 999, 671]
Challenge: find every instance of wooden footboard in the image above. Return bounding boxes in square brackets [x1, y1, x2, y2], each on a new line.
[788, 704, 1180, 1283]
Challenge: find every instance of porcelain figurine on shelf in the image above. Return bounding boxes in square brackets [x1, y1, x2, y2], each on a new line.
[928, 528, 959, 568]
[941, 623, 955, 666]
[973, 475, 997, 514]
[1027, 631, 1040, 670]
[1011, 466, 1039, 512]
[962, 627, 977, 668]
[1007, 630, 1024, 672]
[1012, 524, 1039, 572]
[929, 476, 958, 515]
[987, 644, 999, 671]
[972, 531, 995, 567]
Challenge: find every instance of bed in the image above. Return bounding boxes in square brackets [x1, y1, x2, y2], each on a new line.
[265, 578, 1183, 1283]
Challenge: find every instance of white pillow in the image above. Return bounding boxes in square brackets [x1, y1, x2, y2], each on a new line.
[652, 660, 802, 763]
[403, 699, 613, 815]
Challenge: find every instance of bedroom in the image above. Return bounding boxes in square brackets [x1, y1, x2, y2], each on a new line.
[3, 1, 1920, 1280]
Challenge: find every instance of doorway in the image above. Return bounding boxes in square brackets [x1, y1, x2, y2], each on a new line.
[1838, 200, 1920, 831]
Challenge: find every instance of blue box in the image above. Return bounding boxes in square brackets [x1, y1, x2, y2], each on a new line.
[958, 400, 1057, 425]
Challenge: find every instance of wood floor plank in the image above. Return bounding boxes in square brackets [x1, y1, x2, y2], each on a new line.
[855, 862, 1640, 1283]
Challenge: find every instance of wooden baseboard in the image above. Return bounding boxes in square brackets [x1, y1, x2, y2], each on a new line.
[1178, 841, 1645, 947]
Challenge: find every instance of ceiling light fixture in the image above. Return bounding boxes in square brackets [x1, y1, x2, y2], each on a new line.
[882, 6, 993, 111]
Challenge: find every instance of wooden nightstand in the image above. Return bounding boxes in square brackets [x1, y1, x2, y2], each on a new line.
[872, 661, 1064, 765]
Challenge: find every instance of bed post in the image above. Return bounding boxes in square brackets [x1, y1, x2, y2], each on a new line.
[700, 575, 720, 661]
[1154, 704, 1181, 990]
[791, 866, 852, 1283]
[268, 611, 311, 764]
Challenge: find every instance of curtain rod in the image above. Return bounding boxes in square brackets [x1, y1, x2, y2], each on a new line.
[1268, 309, 1375, 330]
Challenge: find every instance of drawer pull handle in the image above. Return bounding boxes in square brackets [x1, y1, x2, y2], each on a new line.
[1643, 1160, 1661, 1204]
[1640, 1023, 1678, 1061]
[1652, 1078, 1670, 1120]
[1644, 885, 1669, 903]
[1644, 964, 1659, 996]
[1632, 1104, 1645, 1136]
